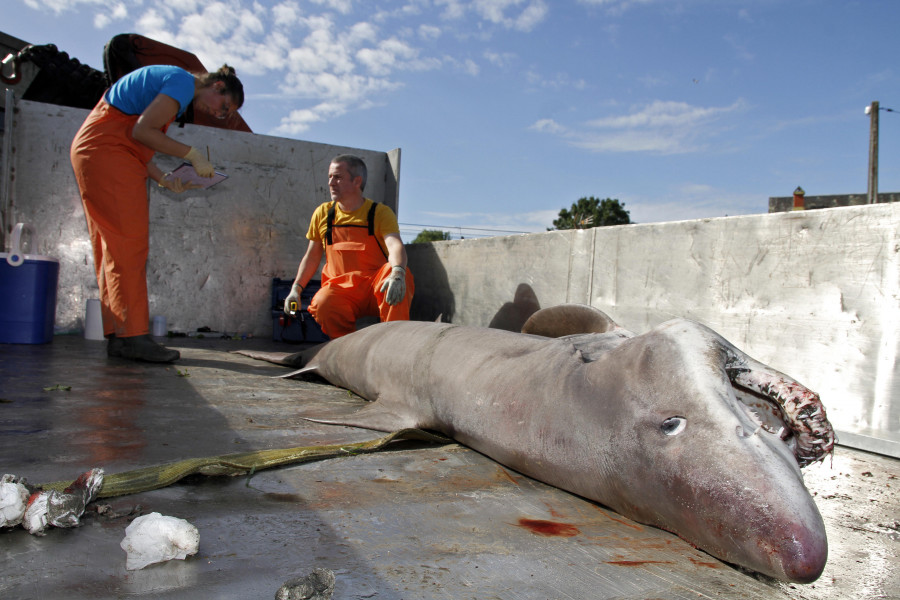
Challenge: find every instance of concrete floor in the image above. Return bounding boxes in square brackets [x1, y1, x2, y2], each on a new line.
[1, 335, 898, 600]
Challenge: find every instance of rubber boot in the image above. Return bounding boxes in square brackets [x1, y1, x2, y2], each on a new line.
[107, 334, 124, 358]
[118, 334, 180, 363]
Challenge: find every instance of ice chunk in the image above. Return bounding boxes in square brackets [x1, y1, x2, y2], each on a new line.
[0, 477, 30, 528]
[120, 512, 200, 570]
[22, 491, 49, 535]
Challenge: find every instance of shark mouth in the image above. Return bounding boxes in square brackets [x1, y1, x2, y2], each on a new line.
[724, 348, 835, 468]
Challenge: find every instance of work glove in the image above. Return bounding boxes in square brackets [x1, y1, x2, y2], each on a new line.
[283, 284, 302, 315]
[184, 146, 214, 178]
[380, 265, 407, 306]
[157, 173, 199, 194]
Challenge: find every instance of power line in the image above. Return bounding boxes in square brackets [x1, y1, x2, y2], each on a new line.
[399, 227, 499, 240]
[399, 222, 531, 235]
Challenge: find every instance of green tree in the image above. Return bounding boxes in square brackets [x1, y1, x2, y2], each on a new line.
[412, 229, 452, 243]
[550, 196, 631, 230]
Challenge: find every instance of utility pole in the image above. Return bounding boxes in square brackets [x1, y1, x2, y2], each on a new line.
[867, 101, 879, 204]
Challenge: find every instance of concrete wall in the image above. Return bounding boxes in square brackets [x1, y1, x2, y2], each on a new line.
[3, 99, 399, 336]
[408, 206, 900, 458]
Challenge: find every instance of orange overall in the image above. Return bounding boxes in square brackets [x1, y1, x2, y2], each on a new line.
[308, 202, 415, 338]
[70, 99, 173, 338]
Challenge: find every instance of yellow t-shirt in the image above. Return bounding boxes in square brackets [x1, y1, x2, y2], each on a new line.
[307, 199, 400, 247]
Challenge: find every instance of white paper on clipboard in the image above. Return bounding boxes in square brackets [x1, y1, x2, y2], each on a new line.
[170, 163, 228, 189]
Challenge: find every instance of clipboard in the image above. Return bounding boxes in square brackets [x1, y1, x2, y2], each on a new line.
[170, 163, 228, 189]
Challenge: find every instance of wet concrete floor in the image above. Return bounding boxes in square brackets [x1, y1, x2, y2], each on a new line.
[1, 335, 898, 599]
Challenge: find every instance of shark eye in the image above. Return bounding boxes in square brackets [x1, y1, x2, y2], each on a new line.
[661, 416, 687, 436]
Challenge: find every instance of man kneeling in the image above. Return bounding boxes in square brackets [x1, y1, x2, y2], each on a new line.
[284, 154, 414, 339]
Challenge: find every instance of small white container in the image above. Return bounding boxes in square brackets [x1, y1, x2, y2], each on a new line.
[152, 315, 167, 337]
[84, 299, 104, 341]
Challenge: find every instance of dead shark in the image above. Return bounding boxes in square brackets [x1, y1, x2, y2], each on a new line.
[238, 304, 834, 583]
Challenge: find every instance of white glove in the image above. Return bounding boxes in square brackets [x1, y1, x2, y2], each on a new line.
[380, 265, 407, 306]
[184, 146, 214, 178]
[283, 284, 302, 314]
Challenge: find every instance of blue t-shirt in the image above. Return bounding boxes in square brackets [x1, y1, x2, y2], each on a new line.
[105, 65, 195, 117]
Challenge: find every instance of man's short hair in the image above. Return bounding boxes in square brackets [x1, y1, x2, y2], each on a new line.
[331, 154, 368, 192]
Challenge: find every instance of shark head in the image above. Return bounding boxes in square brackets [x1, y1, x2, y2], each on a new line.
[575, 318, 830, 583]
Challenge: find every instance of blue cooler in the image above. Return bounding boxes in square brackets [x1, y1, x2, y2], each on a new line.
[0, 223, 59, 344]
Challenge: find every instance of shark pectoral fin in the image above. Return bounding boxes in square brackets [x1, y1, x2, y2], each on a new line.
[232, 349, 306, 367]
[279, 366, 321, 379]
[304, 402, 425, 433]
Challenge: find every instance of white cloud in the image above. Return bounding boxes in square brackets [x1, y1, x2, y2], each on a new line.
[524, 68, 586, 91]
[484, 50, 515, 67]
[418, 24, 442, 40]
[532, 99, 748, 154]
[23, 0, 547, 136]
[246, 31, 291, 71]
[585, 100, 734, 129]
[529, 118, 566, 134]
[24, 0, 108, 13]
[473, 0, 513, 24]
[132, 3, 422, 133]
[433, 0, 547, 31]
[462, 58, 479, 76]
[135, 2, 293, 76]
[357, 37, 439, 76]
[276, 100, 347, 134]
[309, 0, 352, 15]
[282, 70, 399, 103]
[272, 1, 302, 24]
[348, 22, 379, 45]
[513, 0, 548, 31]
[93, 2, 127, 28]
[134, 8, 168, 34]
[443, 56, 480, 76]
[472, 0, 548, 32]
[435, 0, 467, 20]
[576, 0, 655, 10]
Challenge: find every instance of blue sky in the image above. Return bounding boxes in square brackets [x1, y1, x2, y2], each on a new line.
[7, 0, 900, 239]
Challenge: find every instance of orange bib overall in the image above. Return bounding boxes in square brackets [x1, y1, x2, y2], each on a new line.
[308, 203, 414, 338]
[70, 99, 173, 338]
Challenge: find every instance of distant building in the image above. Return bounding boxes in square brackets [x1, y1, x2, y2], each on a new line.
[769, 191, 899, 213]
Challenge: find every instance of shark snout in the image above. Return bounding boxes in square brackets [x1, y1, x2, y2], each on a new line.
[760, 516, 828, 583]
